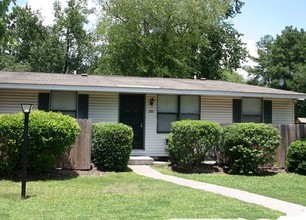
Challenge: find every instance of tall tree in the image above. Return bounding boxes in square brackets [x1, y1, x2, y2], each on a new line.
[248, 26, 306, 116]
[0, 1, 95, 74]
[53, 0, 93, 73]
[0, 5, 46, 71]
[95, 0, 247, 78]
[0, 0, 15, 45]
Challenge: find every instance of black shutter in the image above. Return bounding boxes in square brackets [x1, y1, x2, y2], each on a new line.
[78, 94, 89, 119]
[233, 99, 242, 123]
[38, 93, 50, 112]
[264, 100, 272, 123]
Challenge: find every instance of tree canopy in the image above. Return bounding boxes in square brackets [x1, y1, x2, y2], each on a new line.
[0, 0, 15, 45]
[0, 0, 94, 73]
[53, 0, 94, 73]
[0, 0, 247, 82]
[247, 26, 306, 116]
[94, 0, 247, 79]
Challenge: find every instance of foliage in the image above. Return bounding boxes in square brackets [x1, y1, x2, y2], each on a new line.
[286, 140, 306, 175]
[0, 1, 96, 74]
[92, 122, 133, 171]
[166, 120, 222, 169]
[1, 0, 246, 80]
[247, 26, 306, 116]
[95, 0, 247, 79]
[0, 53, 31, 71]
[221, 69, 245, 83]
[0, 6, 46, 71]
[220, 123, 280, 174]
[0, 0, 15, 44]
[0, 111, 80, 176]
[53, 0, 94, 73]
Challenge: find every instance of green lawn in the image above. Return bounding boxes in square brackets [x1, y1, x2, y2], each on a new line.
[0, 172, 282, 220]
[153, 164, 306, 207]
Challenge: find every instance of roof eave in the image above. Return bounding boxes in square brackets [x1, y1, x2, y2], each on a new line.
[0, 83, 305, 100]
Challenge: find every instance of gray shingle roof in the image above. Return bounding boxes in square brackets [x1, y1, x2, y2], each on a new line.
[0, 71, 305, 99]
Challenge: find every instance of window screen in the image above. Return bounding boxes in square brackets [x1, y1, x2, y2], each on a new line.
[242, 98, 262, 123]
[158, 95, 178, 113]
[157, 114, 177, 133]
[180, 96, 200, 114]
[51, 91, 77, 117]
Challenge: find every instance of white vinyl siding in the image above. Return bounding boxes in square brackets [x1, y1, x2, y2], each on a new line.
[201, 96, 233, 123]
[272, 99, 295, 124]
[0, 89, 38, 114]
[87, 92, 119, 123]
[0, 89, 297, 157]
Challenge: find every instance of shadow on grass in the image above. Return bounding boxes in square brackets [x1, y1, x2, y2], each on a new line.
[95, 166, 133, 173]
[170, 163, 221, 174]
[168, 163, 279, 177]
[0, 169, 80, 182]
[222, 166, 280, 176]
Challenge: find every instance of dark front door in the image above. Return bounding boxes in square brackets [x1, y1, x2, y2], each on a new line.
[119, 94, 145, 149]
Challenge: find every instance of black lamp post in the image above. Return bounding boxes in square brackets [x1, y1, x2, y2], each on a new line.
[21, 104, 33, 200]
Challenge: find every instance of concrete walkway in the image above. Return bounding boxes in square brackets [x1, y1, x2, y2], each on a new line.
[129, 165, 306, 219]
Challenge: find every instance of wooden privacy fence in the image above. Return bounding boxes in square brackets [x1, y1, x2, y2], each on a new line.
[271, 124, 306, 168]
[56, 119, 92, 170]
[57, 122, 306, 170]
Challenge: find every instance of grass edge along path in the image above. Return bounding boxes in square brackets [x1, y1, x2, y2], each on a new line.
[153, 164, 306, 207]
[0, 172, 282, 220]
[132, 165, 305, 216]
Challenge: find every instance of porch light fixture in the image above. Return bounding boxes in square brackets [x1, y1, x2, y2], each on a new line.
[150, 98, 154, 107]
[21, 104, 33, 200]
[21, 104, 33, 113]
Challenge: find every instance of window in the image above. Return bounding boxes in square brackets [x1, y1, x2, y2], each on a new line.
[157, 95, 200, 133]
[233, 98, 272, 123]
[51, 91, 77, 117]
[242, 98, 262, 123]
[38, 92, 89, 119]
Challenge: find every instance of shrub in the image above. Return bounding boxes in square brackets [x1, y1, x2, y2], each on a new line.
[286, 140, 306, 175]
[166, 120, 222, 169]
[220, 123, 280, 174]
[0, 111, 80, 176]
[92, 122, 133, 171]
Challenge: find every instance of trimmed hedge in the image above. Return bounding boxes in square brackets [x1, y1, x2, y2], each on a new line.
[0, 111, 80, 176]
[166, 120, 222, 169]
[286, 140, 306, 175]
[92, 122, 133, 171]
[220, 123, 280, 174]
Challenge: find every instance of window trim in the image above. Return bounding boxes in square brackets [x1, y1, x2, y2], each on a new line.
[157, 95, 200, 133]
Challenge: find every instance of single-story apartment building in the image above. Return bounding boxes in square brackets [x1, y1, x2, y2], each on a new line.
[1, 71, 306, 156]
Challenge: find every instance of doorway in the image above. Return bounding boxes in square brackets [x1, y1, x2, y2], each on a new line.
[119, 94, 145, 149]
